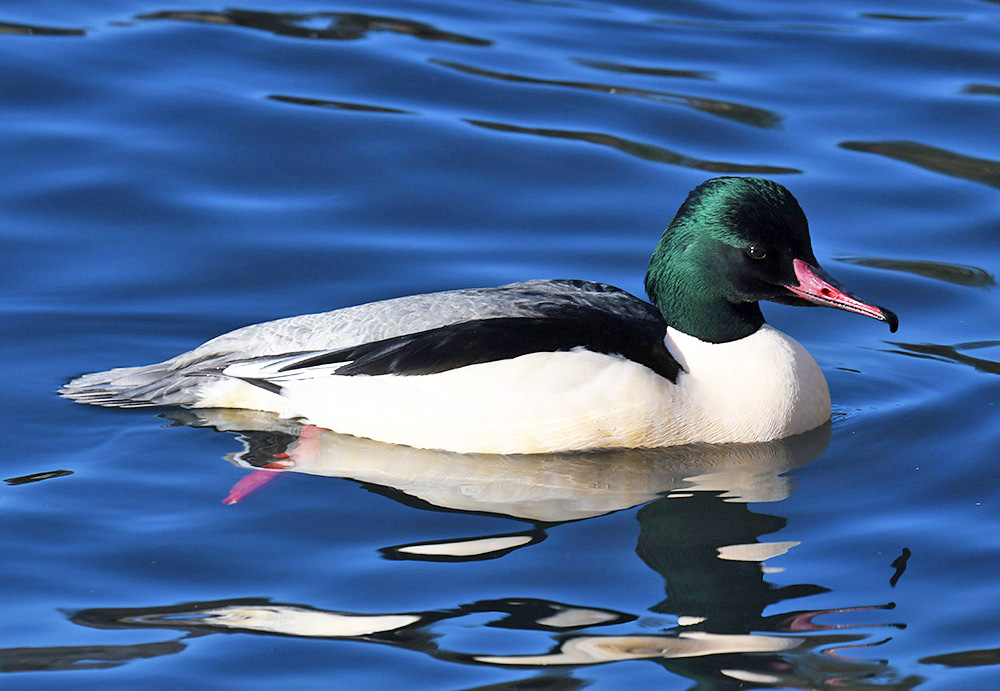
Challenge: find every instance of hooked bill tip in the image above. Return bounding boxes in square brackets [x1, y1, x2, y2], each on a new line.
[880, 307, 899, 333]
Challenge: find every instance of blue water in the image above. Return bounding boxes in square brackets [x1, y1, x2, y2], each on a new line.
[3, 0, 999, 688]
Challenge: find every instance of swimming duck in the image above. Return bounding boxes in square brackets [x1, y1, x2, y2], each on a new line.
[61, 177, 897, 454]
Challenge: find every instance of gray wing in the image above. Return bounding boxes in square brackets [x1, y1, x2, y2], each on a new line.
[60, 279, 664, 408]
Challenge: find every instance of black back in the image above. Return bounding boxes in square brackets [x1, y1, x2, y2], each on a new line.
[278, 306, 680, 383]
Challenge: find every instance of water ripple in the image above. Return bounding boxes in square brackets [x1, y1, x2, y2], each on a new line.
[840, 140, 1000, 189]
[466, 119, 800, 173]
[434, 59, 780, 128]
[837, 256, 996, 288]
[964, 83, 1000, 97]
[884, 341, 1000, 376]
[860, 13, 963, 22]
[572, 58, 715, 81]
[921, 645, 1000, 668]
[136, 9, 492, 45]
[0, 19, 84, 36]
[268, 94, 414, 115]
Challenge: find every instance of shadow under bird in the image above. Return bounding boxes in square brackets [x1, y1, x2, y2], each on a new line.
[61, 177, 897, 454]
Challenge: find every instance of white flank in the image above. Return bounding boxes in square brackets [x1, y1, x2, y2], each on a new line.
[200, 324, 830, 454]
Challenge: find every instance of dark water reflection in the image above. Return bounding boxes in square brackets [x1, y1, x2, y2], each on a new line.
[467, 119, 800, 173]
[0, 20, 84, 36]
[837, 257, 996, 288]
[268, 94, 413, 115]
[137, 9, 492, 45]
[432, 59, 781, 128]
[572, 59, 715, 81]
[0, 641, 186, 673]
[860, 13, 961, 22]
[840, 141, 1000, 189]
[6, 415, 903, 687]
[921, 646, 1000, 669]
[885, 340, 1000, 376]
[4, 469, 73, 485]
[963, 83, 1000, 97]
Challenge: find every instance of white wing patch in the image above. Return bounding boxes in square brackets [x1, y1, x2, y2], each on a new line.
[221, 352, 354, 382]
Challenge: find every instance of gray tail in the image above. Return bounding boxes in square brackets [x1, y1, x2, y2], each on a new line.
[59, 362, 193, 408]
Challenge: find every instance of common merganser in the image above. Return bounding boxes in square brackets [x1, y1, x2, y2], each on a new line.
[61, 177, 897, 454]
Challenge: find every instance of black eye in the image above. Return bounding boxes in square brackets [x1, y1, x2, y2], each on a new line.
[745, 244, 767, 260]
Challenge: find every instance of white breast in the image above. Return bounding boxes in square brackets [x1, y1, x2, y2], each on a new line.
[662, 324, 831, 444]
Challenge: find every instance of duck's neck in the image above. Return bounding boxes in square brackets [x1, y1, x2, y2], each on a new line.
[651, 287, 765, 344]
[645, 250, 765, 344]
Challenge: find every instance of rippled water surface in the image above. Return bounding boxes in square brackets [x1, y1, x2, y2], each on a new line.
[3, 1, 1000, 688]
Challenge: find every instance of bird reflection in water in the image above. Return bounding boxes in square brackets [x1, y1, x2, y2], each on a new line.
[41, 414, 917, 687]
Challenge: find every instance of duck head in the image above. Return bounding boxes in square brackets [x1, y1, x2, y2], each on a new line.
[645, 177, 898, 343]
